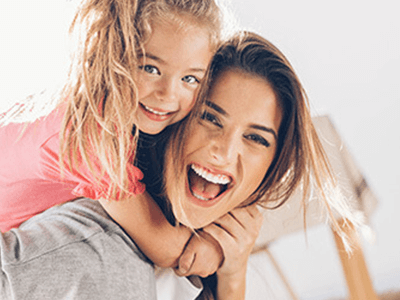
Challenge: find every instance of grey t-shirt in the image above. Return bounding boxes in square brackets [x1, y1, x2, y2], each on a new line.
[0, 198, 157, 300]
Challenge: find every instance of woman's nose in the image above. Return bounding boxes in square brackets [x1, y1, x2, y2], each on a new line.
[209, 130, 238, 165]
[156, 77, 178, 102]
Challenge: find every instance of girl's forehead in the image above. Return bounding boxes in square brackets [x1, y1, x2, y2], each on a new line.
[148, 11, 218, 48]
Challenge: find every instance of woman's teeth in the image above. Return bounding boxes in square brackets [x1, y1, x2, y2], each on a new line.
[189, 164, 231, 202]
[192, 192, 211, 201]
[191, 164, 231, 185]
[143, 104, 169, 116]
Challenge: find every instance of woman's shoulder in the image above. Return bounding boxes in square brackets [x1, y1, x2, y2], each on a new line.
[0, 198, 157, 300]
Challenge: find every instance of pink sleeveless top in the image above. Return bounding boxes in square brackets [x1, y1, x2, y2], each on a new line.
[0, 106, 145, 232]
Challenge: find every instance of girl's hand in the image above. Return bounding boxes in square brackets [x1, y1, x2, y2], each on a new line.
[203, 204, 263, 299]
[175, 230, 224, 278]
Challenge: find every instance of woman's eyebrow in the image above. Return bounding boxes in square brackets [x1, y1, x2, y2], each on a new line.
[249, 124, 278, 140]
[205, 101, 227, 115]
[206, 100, 277, 139]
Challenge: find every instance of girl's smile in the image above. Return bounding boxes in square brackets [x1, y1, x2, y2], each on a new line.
[139, 103, 177, 122]
[135, 18, 213, 134]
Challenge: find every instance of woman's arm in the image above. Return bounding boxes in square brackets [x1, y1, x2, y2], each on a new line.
[202, 204, 263, 300]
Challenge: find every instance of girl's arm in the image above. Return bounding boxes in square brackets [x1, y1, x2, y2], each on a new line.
[99, 192, 223, 273]
[202, 204, 263, 300]
[99, 192, 191, 268]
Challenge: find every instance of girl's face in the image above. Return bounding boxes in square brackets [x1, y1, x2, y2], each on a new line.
[171, 70, 283, 228]
[135, 18, 213, 134]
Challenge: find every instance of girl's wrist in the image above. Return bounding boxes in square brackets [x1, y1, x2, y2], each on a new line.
[215, 269, 247, 300]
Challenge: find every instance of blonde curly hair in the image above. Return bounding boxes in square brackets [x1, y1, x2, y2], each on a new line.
[59, 0, 222, 200]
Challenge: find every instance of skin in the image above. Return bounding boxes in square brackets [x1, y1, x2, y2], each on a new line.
[135, 18, 213, 135]
[100, 16, 217, 273]
[204, 204, 263, 300]
[101, 38, 283, 299]
[100, 67, 283, 299]
[169, 69, 283, 229]
[171, 69, 281, 299]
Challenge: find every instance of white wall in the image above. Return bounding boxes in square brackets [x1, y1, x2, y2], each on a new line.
[0, 1, 75, 112]
[1, 0, 399, 298]
[229, 0, 400, 298]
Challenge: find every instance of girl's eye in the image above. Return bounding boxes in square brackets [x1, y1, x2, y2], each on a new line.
[201, 111, 222, 128]
[139, 65, 160, 75]
[182, 75, 199, 84]
[244, 134, 270, 148]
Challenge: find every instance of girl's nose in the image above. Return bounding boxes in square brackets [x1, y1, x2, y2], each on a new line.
[156, 77, 178, 102]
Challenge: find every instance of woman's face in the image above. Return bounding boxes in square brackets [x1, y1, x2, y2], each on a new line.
[171, 69, 283, 228]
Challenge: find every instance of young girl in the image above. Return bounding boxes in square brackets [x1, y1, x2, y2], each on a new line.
[0, 0, 223, 271]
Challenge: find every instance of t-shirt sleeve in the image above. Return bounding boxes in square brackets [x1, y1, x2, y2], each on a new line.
[39, 133, 146, 200]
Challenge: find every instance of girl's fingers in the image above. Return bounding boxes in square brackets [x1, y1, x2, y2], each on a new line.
[176, 245, 196, 276]
[228, 205, 263, 234]
[204, 206, 263, 277]
[202, 222, 234, 251]
[211, 213, 242, 238]
[203, 204, 263, 261]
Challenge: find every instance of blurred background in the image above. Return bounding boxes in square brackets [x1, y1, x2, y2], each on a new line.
[1, 0, 399, 299]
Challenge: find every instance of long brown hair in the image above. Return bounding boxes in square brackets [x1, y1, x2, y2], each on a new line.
[59, 0, 222, 200]
[165, 31, 362, 249]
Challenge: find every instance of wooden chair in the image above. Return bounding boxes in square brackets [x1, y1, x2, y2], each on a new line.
[252, 115, 379, 300]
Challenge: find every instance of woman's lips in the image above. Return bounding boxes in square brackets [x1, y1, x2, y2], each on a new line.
[139, 103, 175, 122]
[186, 163, 233, 207]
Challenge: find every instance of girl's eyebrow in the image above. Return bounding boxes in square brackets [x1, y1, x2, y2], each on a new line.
[138, 52, 164, 64]
[205, 101, 278, 140]
[138, 52, 206, 73]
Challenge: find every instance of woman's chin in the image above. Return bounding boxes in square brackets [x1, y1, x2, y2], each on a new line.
[172, 181, 229, 229]
[176, 214, 206, 229]
[174, 208, 212, 229]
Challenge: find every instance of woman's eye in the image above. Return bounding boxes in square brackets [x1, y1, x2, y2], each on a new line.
[245, 134, 270, 148]
[201, 111, 222, 128]
[139, 65, 160, 75]
[182, 75, 199, 84]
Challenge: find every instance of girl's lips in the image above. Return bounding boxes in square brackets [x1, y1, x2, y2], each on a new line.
[139, 103, 176, 122]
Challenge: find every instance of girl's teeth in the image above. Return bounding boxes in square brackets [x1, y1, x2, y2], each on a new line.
[144, 105, 169, 116]
[191, 164, 231, 185]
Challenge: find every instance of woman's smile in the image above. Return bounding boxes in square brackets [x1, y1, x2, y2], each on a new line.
[169, 69, 282, 228]
[187, 163, 233, 205]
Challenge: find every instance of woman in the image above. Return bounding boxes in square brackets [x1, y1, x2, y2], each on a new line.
[0, 32, 360, 300]
[159, 30, 362, 299]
